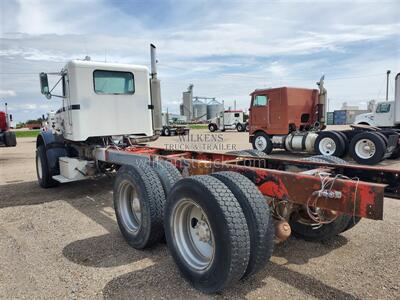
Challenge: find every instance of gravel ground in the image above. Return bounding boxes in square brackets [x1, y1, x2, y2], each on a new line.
[0, 135, 399, 299]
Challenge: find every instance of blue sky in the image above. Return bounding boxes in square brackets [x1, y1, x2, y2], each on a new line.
[0, 0, 399, 122]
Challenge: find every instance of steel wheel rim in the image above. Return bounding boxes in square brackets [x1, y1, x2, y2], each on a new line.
[355, 139, 376, 159]
[319, 137, 336, 155]
[171, 199, 215, 271]
[255, 136, 267, 151]
[37, 154, 43, 180]
[119, 180, 142, 233]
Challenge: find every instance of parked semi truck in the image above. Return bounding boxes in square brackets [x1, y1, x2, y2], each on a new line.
[160, 112, 189, 136]
[0, 110, 17, 147]
[354, 73, 400, 128]
[35, 45, 399, 293]
[249, 76, 400, 164]
[208, 110, 248, 132]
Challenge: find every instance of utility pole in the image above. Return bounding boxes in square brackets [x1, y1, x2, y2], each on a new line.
[386, 70, 391, 101]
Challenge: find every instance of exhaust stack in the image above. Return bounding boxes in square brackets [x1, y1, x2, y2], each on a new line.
[150, 44, 163, 134]
[317, 75, 327, 128]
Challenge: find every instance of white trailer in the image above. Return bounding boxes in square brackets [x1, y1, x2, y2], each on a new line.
[208, 110, 248, 132]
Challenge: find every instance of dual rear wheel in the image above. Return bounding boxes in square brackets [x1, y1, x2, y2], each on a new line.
[315, 130, 390, 165]
[113, 160, 360, 293]
[113, 163, 274, 293]
[349, 131, 387, 165]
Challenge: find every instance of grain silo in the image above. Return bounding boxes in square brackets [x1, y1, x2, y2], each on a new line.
[193, 98, 207, 121]
[182, 84, 193, 120]
[207, 99, 224, 120]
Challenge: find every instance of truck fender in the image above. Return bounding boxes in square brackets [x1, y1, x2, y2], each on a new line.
[36, 131, 67, 176]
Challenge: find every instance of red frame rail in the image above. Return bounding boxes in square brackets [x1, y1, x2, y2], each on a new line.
[99, 146, 397, 221]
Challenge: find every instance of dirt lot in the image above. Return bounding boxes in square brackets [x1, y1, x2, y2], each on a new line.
[0, 133, 399, 299]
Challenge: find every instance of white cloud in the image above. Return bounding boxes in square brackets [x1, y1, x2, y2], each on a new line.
[6, 103, 51, 110]
[0, 90, 17, 97]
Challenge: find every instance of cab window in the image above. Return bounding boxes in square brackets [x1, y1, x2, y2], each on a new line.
[234, 113, 240, 117]
[376, 103, 390, 113]
[93, 70, 134, 94]
[253, 95, 268, 106]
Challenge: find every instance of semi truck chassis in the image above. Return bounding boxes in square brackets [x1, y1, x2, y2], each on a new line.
[37, 140, 399, 293]
[160, 125, 190, 136]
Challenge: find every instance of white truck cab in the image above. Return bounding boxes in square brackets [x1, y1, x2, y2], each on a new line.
[354, 73, 399, 128]
[36, 44, 162, 186]
[41, 60, 154, 141]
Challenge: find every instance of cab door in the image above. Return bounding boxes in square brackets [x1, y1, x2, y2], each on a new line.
[250, 94, 269, 132]
[267, 89, 282, 131]
[374, 102, 394, 127]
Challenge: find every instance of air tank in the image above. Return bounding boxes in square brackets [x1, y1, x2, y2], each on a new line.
[193, 99, 207, 121]
[207, 99, 224, 120]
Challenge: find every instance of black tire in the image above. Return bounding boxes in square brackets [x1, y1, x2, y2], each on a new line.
[164, 126, 171, 136]
[390, 147, 400, 159]
[342, 217, 361, 233]
[148, 160, 182, 196]
[211, 172, 274, 278]
[164, 175, 250, 293]
[349, 132, 386, 165]
[311, 155, 349, 165]
[252, 131, 273, 154]
[4, 131, 17, 147]
[225, 150, 251, 156]
[208, 123, 217, 132]
[36, 145, 58, 188]
[245, 123, 250, 132]
[160, 127, 166, 136]
[3, 132, 9, 146]
[236, 123, 244, 132]
[373, 132, 388, 144]
[333, 131, 348, 154]
[290, 213, 352, 241]
[315, 131, 346, 157]
[244, 149, 270, 158]
[113, 164, 166, 249]
[300, 156, 331, 164]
